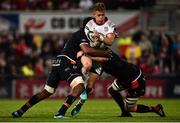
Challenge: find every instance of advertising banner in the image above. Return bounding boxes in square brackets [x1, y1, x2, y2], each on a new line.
[0, 13, 19, 31]
[19, 12, 139, 33]
[0, 79, 12, 99]
[14, 78, 167, 99]
[144, 78, 166, 98]
[14, 79, 112, 99]
[15, 79, 70, 99]
[166, 78, 180, 98]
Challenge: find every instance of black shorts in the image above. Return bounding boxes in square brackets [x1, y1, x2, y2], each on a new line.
[46, 56, 82, 89]
[90, 61, 104, 76]
[112, 72, 145, 98]
[126, 74, 146, 98]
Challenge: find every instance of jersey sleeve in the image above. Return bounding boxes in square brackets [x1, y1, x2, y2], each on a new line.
[107, 20, 116, 34]
[108, 21, 116, 33]
[78, 30, 89, 46]
[79, 38, 89, 46]
[84, 20, 93, 36]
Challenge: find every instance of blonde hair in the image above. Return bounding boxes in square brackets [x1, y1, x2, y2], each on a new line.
[93, 2, 106, 12]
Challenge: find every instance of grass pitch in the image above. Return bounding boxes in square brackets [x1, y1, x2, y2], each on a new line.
[0, 99, 180, 122]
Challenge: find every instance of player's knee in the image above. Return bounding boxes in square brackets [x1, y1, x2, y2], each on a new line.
[44, 85, 56, 94]
[108, 79, 120, 92]
[126, 104, 137, 112]
[81, 56, 92, 70]
[70, 76, 85, 90]
[83, 62, 92, 71]
[108, 86, 116, 95]
[29, 89, 52, 105]
[125, 97, 138, 112]
[72, 83, 85, 98]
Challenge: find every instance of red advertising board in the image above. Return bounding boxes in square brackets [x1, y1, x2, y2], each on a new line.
[144, 79, 166, 98]
[14, 78, 166, 99]
[15, 80, 70, 99]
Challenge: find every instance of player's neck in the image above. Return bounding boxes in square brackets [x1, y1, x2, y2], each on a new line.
[93, 17, 108, 25]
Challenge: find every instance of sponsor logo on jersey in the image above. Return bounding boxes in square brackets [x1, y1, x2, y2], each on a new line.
[104, 26, 108, 32]
[95, 67, 102, 75]
[52, 59, 61, 66]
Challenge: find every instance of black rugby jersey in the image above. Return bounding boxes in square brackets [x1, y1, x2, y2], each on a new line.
[61, 17, 94, 61]
[61, 28, 89, 61]
[103, 51, 141, 83]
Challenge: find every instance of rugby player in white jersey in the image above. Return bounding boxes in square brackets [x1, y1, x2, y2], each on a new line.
[71, 2, 165, 118]
[71, 2, 117, 115]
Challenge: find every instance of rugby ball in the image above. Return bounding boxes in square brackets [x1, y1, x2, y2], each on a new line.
[86, 31, 105, 47]
[86, 31, 95, 42]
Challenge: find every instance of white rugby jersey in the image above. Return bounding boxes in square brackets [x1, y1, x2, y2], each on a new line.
[84, 18, 116, 37]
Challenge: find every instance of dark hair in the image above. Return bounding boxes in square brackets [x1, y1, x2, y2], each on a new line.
[82, 17, 94, 28]
[93, 2, 106, 12]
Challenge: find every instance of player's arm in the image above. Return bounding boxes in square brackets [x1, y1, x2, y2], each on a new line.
[80, 43, 112, 57]
[77, 50, 109, 62]
[93, 31, 116, 46]
[90, 56, 109, 62]
[103, 33, 116, 46]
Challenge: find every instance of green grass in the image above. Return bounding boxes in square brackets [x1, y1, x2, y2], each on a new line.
[0, 99, 180, 122]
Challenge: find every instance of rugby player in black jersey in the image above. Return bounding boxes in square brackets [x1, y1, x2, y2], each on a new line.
[71, 2, 165, 117]
[105, 51, 165, 117]
[72, 47, 165, 117]
[11, 17, 112, 119]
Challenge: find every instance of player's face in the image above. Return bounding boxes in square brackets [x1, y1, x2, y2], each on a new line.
[93, 11, 106, 25]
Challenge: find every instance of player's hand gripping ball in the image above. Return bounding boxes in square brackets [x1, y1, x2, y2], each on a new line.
[86, 31, 105, 47]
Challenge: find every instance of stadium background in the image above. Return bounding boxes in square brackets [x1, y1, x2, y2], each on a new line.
[0, 0, 180, 100]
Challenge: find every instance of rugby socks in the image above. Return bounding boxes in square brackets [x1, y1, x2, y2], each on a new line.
[86, 88, 93, 97]
[78, 88, 92, 105]
[136, 104, 153, 113]
[17, 90, 51, 115]
[108, 87, 127, 113]
[58, 95, 76, 116]
[77, 99, 86, 106]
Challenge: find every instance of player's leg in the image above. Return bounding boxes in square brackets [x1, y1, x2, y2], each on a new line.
[81, 55, 92, 81]
[12, 64, 61, 118]
[54, 76, 85, 118]
[125, 75, 165, 117]
[108, 79, 132, 117]
[74, 55, 93, 106]
[71, 72, 99, 116]
[125, 95, 165, 117]
[12, 86, 54, 118]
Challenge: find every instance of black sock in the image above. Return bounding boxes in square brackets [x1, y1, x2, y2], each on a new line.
[86, 88, 93, 97]
[58, 95, 76, 115]
[136, 104, 153, 113]
[19, 90, 51, 114]
[108, 87, 126, 113]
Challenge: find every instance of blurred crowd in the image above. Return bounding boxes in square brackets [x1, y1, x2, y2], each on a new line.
[0, 29, 68, 78]
[0, 29, 179, 79]
[0, 0, 155, 11]
[0, 0, 179, 79]
[116, 30, 180, 75]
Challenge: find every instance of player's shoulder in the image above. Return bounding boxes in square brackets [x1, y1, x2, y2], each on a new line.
[105, 19, 116, 28]
[85, 19, 94, 31]
[83, 17, 94, 27]
[77, 28, 84, 34]
[71, 28, 85, 39]
[86, 19, 94, 27]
